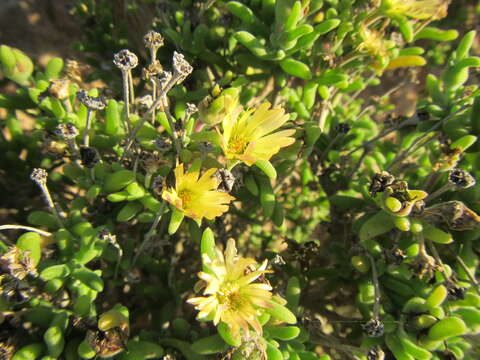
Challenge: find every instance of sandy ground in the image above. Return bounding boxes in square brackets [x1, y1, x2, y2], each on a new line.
[0, 0, 83, 66]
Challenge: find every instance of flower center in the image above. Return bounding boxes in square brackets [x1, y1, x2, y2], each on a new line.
[218, 283, 244, 310]
[178, 189, 192, 205]
[227, 136, 248, 155]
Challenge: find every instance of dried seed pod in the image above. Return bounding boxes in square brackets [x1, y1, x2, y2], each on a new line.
[47, 78, 71, 100]
[446, 282, 467, 300]
[86, 325, 128, 358]
[30, 168, 48, 186]
[155, 137, 172, 152]
[143, 30, 164, 52]
[76, 90, 106, 110]
[0, 247, 37, 280]
[137, 94, 154, 109]
[55, 123, 79, 140]
[215, 169, 235, 193]
[185, 103, 198, 117]
[142, 60, 163, 79]
[334, 123, 351, 134]
[362, 319, 384, 338]
[172, 51, 193, 84]
[422, 201, 480, 231]
[113, 49, 138, 71]
[367, 346, 385, 360]
[448, 168, 476, 189]
[369, 171, 395, 196]
[80, 146, 100, 168]
[152, 175, 165, 198]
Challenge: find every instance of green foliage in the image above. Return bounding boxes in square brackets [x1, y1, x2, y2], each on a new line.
[0, 1, 480, 359]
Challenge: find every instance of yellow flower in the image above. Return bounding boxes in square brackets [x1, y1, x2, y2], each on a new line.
[381, 0, 449, 20]
[219, 102, 295, 166]
[187, 239, 273, 336]
[162, 164, 234, 220]
[357, 26, 394, 58]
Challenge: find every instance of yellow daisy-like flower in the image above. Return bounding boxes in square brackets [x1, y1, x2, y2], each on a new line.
[162, 164, 234, 220]
[357, 26, 394, 58]
[380, 0, 449, 20]
[187, 239, 273, 336]
[219, 102, 295, 166]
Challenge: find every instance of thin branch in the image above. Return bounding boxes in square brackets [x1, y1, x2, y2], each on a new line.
[0, 225, 52, 237]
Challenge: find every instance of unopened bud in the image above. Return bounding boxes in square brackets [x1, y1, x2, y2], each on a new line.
[80, 146, 100, 168]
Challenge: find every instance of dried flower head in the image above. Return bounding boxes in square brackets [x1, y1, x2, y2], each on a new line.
[55, 123, 79, 140]
[86, 327, 128, 359]
[155, 137, 172, 152]
[142, 60, 163, 79]
[30, 168, 48, 186]
[162, 164, 234, 220]
[0, 247, 37, 280]
[143, 30, 164, 49]
[422, 201, 480, 231]
[48, 78, 71, 99]
[363, 319, 384, 337]
[154, 71, 173, 91]
[448, 168, 476, 189]
[214, 169, 236, 193]
[335, 123, 351, 134]
[367, 346, 385, 360]
[80, 146, 100, 168]
[220, 102, 296, 166]
[172, 52, 193, 84]
[185, 103, 198, 117]
[187, 239, 274, 336]
[76, 90, 106, 110]
[152, 175, 165, 198]
[370, 172, 396, 196]
[113, 49, 139, 71]
[137, 94, 154, 109]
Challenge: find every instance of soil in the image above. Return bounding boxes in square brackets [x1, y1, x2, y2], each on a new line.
[0, 0, 83, 66]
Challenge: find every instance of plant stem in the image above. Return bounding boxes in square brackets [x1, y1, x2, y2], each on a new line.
[122, 70, 132, 133]
[0, 225, 52, 237]
[83, 109, 92, 147]
[367, 253, 381, 320]
[132, 202, 167, 267]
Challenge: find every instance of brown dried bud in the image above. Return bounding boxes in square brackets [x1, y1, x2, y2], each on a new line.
[76, 90, 106, 110]
[55, 123, 79, 140]
[113, 49, 138, 71]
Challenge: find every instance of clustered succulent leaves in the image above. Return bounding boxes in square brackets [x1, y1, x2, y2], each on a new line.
[0, 0, 480, 359]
